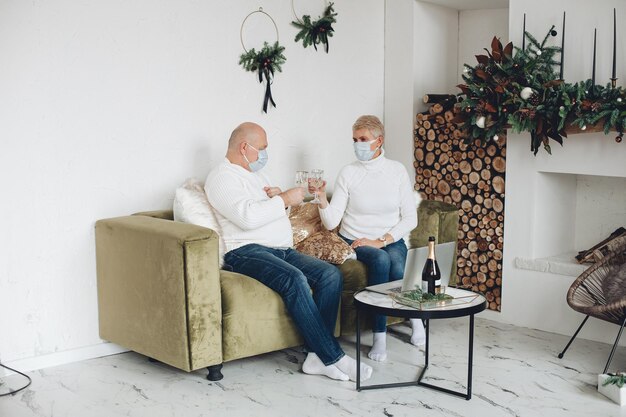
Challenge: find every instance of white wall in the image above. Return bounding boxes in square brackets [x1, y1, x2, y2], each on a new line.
[413, 2, 459, 115]
[383, 0, 415, 176]
[575, 175, 626, 250]
[385, 2, 507, 184]
[458, 8, 509, 84]
[0, 0, 384, 368]
[384, 0, 460, 179]
[489, 0, 626, 346]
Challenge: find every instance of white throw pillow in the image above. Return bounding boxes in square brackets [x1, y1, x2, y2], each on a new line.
[173, 178, 225, 266]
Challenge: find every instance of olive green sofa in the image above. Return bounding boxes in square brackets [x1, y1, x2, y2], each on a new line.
[95, 200, 458, 380]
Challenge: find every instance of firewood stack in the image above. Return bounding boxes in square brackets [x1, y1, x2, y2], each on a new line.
[414, 93, 506, 311]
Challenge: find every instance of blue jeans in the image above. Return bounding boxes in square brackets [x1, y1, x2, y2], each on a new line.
[342, 236, 408, 333]
[224, 244, 344, 365]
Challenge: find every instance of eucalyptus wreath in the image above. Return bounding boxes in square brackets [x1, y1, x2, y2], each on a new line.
[292, 2, 337, 53]
[239, 41, 286, 113]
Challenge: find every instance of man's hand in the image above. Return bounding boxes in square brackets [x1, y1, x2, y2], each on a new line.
[278, 187, 305, 208]
[263, 186, 282, 198]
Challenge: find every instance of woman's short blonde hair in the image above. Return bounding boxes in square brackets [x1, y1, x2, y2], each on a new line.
[352, 115, 385, 138]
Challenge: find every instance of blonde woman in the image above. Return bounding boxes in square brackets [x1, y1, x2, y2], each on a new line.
[317, 115, 423, 362]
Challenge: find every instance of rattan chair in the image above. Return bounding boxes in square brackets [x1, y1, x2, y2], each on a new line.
[558, 241, 626, 373]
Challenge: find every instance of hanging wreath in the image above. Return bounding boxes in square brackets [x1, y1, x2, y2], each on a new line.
[239, 8, 286, 113]
[291, 1, 337, 53]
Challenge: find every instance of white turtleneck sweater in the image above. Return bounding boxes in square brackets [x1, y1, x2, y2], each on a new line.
[319, 150, 418, 242]
[205, 158, 293, 252]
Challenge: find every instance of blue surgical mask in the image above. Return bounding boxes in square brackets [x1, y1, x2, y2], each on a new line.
[353, 140, 379, 161]
[243, 143, 268, 172]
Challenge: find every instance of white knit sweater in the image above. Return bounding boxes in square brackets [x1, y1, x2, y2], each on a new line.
[205, 158, 293, 252]
[319, 151, 418, 241]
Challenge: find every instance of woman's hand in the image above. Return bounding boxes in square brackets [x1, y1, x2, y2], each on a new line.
[310, 180, 329, 208]
[351, 238, 384, 249]
[308, 179, 326, 195]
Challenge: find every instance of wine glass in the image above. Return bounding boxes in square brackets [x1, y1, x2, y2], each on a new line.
[295, 170, 309, 190]
[308, 169, 324, 204]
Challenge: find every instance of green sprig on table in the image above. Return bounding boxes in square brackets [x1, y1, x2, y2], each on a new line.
[400, 289, 452, 302]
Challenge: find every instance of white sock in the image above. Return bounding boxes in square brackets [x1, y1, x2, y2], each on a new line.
[335, 355, 373, 382]
[368, 332, 387, 362]
[410, 319, 426, 346]
[302, 353, 349, 381]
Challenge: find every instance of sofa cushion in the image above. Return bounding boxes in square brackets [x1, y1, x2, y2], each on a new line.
[219, 270, 303, 362]
[289, 203, 355, 264]
[295, 230, 355, 265]
[289, 202, 324, 245]
[173, 178, 225, 266]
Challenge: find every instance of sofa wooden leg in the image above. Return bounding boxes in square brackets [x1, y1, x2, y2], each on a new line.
[207, 364, 224, 381]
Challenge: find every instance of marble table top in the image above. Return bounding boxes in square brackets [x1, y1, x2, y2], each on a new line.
[354, 287, 487, 318]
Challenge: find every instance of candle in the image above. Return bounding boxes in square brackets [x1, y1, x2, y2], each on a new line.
[612, 8, 617, 80]
[560, 12, 565, 80]
[522, 13, 526, 51]
[592, 29, 597, 85]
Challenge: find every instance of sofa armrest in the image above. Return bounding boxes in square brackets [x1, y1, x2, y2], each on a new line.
[409, 200, 459, 286]
[95, 215, 222, 372]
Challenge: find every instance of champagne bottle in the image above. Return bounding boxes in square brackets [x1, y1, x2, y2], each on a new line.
[421, 236, 441, 295]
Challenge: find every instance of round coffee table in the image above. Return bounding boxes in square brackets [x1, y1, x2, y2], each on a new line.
[353, 287, 487, 400]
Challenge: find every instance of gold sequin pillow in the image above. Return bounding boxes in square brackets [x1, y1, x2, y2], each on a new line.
[289, 203, 324, 245]
[295, 230, 356, 265]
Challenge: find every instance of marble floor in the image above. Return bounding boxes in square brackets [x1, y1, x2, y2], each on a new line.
[2, 317, 626, 417]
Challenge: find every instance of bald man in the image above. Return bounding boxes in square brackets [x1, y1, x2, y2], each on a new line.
[205, 122, 372, 382]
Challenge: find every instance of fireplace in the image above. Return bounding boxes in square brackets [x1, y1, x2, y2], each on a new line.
[515, 141, 626, 277]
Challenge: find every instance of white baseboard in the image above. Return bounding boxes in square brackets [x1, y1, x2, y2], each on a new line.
[0, 342, 129, 377]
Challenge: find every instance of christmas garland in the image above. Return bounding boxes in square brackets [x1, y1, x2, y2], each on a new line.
[239, 41, 286, 113]
[292, 2, 337, 53]
[457, 27, 626, 155]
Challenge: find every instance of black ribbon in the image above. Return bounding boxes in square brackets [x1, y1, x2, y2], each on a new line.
[313, 28, 331, 53]
[259, 67, 276, 113]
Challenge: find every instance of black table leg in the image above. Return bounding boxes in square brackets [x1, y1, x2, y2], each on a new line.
[425, 319, 430, 368]
[356, 306, 361, 391]
[417, 314, 475, 400]
[467, 313, 475, 400]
